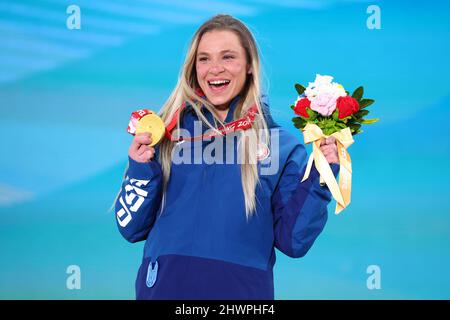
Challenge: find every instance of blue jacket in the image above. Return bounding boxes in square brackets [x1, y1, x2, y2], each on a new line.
[115, 96, 338, 299]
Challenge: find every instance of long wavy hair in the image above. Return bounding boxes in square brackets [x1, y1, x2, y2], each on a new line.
[158, 14, 269, 218]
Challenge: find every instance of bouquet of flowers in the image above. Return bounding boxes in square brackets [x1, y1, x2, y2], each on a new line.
[291, 74, 378, 214]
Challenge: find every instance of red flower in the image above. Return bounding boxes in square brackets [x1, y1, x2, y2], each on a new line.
[336, 96, 360, 119]
[294, 97, 311, 118]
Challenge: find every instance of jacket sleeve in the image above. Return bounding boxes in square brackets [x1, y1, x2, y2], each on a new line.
[115, 156, 163, 243]
[272, 144, 339, 258]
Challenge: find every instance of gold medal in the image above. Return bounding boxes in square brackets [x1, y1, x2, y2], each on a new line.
[135, 112, 165, 146]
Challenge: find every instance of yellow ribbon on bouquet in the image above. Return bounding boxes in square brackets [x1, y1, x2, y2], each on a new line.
[301, 123, 354, 214]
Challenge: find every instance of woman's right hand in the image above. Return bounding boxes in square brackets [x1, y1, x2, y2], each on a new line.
[128, 133, 155, 163]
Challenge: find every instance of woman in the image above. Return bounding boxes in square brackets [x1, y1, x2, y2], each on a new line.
[115, 14, 339, 299]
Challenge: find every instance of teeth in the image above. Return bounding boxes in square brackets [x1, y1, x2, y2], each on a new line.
[208, 80, 230, 85]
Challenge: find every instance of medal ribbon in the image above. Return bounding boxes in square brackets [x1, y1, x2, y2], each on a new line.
[165, 102, 259, 142]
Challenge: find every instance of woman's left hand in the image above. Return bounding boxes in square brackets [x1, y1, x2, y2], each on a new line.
[319, 137, 339, 164]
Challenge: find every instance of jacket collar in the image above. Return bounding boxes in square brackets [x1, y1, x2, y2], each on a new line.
[185, 94, 240, 124]
[183, 93, 279, 129]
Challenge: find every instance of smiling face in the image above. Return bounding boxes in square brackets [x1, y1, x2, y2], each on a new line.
[196, 30, 250, 110]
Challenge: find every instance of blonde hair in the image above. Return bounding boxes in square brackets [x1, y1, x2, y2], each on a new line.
[158, 14, 269, 218]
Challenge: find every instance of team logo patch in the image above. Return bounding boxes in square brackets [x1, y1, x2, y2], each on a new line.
[256, 143, 270, 161]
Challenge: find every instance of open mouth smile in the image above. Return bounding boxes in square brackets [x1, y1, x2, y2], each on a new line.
[207, 79, 231, 93]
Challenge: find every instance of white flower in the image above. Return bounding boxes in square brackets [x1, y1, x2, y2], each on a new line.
[332, 82, 346, 97]
[314, 74, 334, 85]
[304, 74, 347, 116]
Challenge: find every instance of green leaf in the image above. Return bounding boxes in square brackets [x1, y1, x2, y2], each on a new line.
[292, 117, 306, 125]
[359, 99, 374, 109]
[295, 84, 306, 96]
[340, 115, 352, 123]
[293, 117, 306, 129]
[306, 108, 316, 119]
[290, 105, 295, 110]
[349, 123, 361, 132]
[361, 118, 380, 124]
[336, 122, 347, 129]
[355, 109, 369, 118]
[352, 86, 364, 101]
[332, 109, 339, 121]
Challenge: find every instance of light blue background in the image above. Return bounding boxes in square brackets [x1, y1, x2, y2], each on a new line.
[1, 0, 449, 299]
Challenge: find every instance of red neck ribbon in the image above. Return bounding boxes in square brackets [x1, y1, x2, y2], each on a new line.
[164, 89, 259, 143]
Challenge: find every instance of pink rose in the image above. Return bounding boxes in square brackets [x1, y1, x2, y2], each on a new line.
[309, 92, 338, 116]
